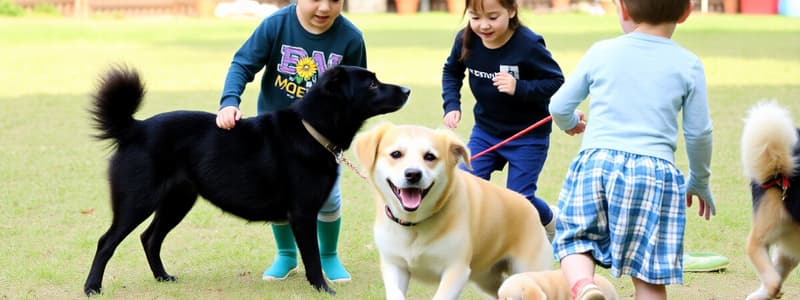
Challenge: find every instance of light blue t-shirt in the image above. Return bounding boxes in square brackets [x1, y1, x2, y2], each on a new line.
[549, 32, 713, 200]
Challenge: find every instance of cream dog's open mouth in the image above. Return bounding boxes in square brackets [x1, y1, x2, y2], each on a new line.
[387, 179, 433, 212]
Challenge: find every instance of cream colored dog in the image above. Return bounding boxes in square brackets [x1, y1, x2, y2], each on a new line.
[498, 270, 618, 300]
[354, 123, 553, 300]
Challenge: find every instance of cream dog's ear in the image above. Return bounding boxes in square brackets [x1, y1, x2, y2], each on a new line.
[353, 122, 394, 175]
[439, 129, 471, 170]
[451, 138, 471, 171]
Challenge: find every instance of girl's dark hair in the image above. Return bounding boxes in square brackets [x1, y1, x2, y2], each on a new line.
[622, 0, 691, 25]
[458, 0, 520, 62]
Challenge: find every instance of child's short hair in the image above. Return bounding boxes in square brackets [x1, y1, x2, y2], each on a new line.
[621, 0, 690, 25]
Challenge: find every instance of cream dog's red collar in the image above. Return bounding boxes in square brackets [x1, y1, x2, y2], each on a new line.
[385, 206, 418, 226]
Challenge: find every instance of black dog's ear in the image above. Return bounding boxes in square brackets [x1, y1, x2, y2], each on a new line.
[317, 65, 348, 98]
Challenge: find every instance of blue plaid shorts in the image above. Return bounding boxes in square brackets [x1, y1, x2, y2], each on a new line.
[552, 148, 686, 285]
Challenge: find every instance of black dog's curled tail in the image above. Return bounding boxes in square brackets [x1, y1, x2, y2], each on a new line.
[91, 65, 144, 144]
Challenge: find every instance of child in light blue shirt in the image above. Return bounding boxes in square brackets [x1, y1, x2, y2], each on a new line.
[548, 0, 715, 299]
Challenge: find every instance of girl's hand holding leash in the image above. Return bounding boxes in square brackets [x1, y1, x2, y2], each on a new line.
[443, 110, 461, 129]
[493, 72, 516, 96]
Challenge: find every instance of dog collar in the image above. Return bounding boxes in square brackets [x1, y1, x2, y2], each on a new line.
[301, 119, 342, 155]
[301, 120, 366, 179]
[385, 206, 417, 226]
[761, 175, 791, 200]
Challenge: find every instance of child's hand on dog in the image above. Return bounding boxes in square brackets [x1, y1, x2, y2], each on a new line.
[216, 106, 242, 130]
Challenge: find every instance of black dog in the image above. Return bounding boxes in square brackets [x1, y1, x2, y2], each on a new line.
[83, 65, 409, 296]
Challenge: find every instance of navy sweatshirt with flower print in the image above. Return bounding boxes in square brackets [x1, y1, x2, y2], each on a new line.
[220, 4, 367, 114]
[442, 27, 563, 138]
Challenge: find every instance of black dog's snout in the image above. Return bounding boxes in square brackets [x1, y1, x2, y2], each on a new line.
[405, 168, 422, 184]
[401, 87, 411, 97]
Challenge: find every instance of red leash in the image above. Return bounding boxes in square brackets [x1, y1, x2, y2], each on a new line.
[470, 116, 553, 161]
[469, 112, 583, 161]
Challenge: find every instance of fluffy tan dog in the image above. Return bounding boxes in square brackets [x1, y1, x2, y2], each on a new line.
[741, 101, 800, 300]
[498, 270, 618, 300]
[354, 123, 553, 300]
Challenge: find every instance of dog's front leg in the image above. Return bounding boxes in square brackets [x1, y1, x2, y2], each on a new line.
[291, 218, 334, 295]
[432, 264, 471, 300]
[380, 256, 410, 300]
[774, 248, 800, 278]
[746, 229, 781, 300]
[759, 249, 799, 299]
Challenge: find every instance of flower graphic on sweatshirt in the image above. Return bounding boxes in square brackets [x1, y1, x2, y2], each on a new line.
[295, 57, 318, 84]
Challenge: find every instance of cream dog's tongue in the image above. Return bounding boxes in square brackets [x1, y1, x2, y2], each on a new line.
[399, 188, 422, 210]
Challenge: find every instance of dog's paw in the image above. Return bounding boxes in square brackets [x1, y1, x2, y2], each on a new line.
[84, 286, 101, 297]
[156, 275, 177, 282]
[315, 283, 336, 295]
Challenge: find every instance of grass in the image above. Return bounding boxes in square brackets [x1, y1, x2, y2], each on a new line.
[0, 11, 799, 299]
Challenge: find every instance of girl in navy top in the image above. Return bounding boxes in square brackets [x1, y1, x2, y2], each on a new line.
[441, 0, 564, 240]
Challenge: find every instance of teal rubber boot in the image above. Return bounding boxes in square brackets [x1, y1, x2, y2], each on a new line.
[262, 224, 298, 280]
[318, 218, 351, 282]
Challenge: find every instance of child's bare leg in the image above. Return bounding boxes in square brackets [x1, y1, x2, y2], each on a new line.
[562, 253, 603, 299]
[631, 277, 666, 300]
[561, 253, 595, 286]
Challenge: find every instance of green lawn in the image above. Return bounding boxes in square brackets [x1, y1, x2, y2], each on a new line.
[0, 11, 799, 299]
